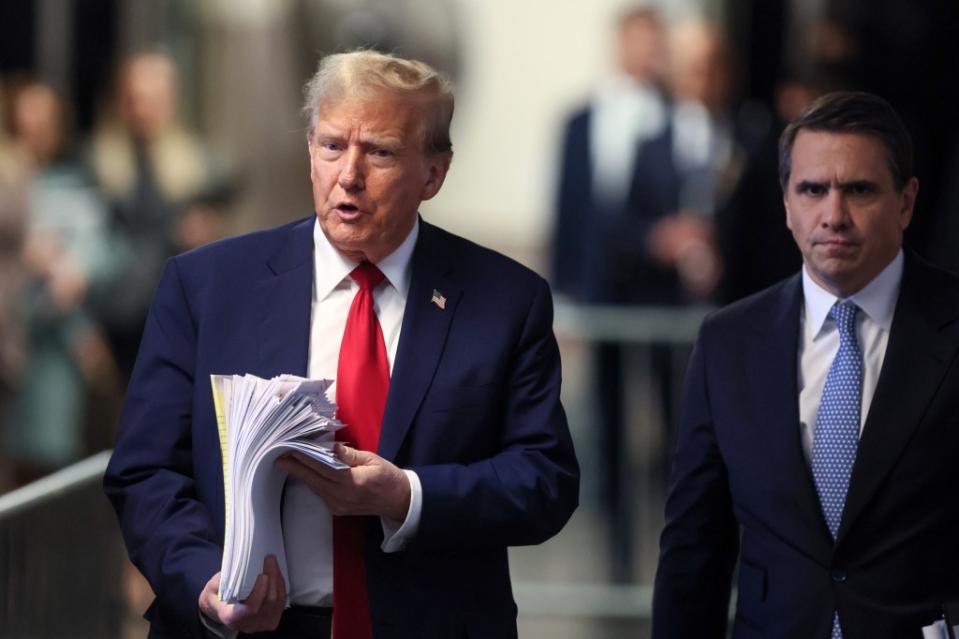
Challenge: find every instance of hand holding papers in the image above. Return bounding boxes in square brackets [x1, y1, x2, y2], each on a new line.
[211, 373, 347, 604]
[198, 554, 286, 633]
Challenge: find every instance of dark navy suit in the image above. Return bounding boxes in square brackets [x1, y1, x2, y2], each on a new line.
[552, 106, 683, 306]
[653, 253, 959, 638]
[103, 217, 579, 638]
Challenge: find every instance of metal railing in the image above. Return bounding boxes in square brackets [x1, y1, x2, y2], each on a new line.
[552, 301, 711, 344]
[0, 451, 125, 639]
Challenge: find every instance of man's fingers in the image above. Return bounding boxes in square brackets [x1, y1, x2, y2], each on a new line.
[263, 555, 280, 604]
[278, 452, 345, 481]
[277, 561, 288, 603]
[277, 449, 405, 517]
[274, 453, 309, 475]
[275, 456, 347, 510]
[335, 443, 376, 467]
[262, 555, 286, 627]
[264, 553, 281, 578]
[276, 454, 335, 485]
[294, 451, 355, 476]
[199, 572, 225, 621]
[241, 573, 269, 615]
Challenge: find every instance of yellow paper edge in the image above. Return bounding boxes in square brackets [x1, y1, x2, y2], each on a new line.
[210, 375, 230, 537]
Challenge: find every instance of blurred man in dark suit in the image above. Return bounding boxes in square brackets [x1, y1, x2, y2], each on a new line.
[653, 91, 959, 638]
[551, 7, 697, 582]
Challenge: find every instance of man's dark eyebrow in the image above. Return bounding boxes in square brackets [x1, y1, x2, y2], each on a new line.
[837, 179, 880, 191]
[794, 179, 827, 192]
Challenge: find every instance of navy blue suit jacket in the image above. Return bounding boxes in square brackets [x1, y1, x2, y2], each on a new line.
[552, 105, 683, 305]
[653, 253, 959, 638]
[103, 217, 579, 638]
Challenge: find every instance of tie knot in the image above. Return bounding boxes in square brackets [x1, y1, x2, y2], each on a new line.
[350, 262, 385, 290]
[829, 301, 859, 337]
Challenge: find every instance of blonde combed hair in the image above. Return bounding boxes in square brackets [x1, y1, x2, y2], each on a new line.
[303, 50, 454, 155]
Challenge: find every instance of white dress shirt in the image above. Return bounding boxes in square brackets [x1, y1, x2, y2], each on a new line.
[202, 219, 424, 635]
[797, 250, 904, 462]
[589, 74, 668, 209]
[670, 99, 734, 215]
[282, 217, 424, 606]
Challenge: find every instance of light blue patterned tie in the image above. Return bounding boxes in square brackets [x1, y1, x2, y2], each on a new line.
[811, 301, 861, 639]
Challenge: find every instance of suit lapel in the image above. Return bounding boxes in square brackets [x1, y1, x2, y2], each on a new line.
[753, 276, 835, 557]
[838, 256, 959, 542]
[377, 221, 461, 462]
[255, 218, 314, 378]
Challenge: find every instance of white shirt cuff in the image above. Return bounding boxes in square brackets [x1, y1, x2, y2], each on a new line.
[379, 469, 422, 552]
[199, 611, 239, 639]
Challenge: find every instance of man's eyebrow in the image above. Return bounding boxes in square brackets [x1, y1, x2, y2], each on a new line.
[794, 179, 828, 191]
[313, 127, 344, 138]
[360, 134, 404, 149]
[836, 179, 880, 190]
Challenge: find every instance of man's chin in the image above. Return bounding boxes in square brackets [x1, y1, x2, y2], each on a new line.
[322, 227, 373, 261]
[806, 258, 863, 295]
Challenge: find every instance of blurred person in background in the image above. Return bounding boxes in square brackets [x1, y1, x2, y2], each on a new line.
[175, 180, 236, 253]
[88, 49, 212, 382]
[551, 4, 678, 582]
[0, 83, 27, 490]
[660, 19, 727, 297]
[0, 180, 26, 492]
[662, 19, 769, 300]
[553, 5, 678, 307]
[2, 78, 117, 485]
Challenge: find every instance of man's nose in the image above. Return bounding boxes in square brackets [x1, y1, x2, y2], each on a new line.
[821, 191, 848, 229]
[338, 148, 365, 190]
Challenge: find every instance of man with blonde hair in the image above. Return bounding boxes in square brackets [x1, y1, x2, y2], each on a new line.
[105, 50, 579, 639]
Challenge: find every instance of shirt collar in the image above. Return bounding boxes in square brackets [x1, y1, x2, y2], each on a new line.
[313, 216, 419, 301]
[802, 249, 903, 338]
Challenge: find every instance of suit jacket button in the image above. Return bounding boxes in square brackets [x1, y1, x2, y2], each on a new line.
[830, 570, 847, 583]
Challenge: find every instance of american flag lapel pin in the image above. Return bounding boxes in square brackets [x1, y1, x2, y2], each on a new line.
[430, 288, 447, 310]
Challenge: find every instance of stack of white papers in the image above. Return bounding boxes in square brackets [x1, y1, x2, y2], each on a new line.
[210, 373, 348, 603]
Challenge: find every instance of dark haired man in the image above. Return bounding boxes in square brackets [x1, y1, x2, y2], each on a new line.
[652, 91, 959, 638]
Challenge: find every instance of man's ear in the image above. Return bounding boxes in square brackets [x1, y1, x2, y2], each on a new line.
[306, 130, 316, 171]
[783, 193, 793, 232]
[420, 153, 452, 201]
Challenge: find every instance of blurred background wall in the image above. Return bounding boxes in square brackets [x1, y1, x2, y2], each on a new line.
[1, 0, 727, 264]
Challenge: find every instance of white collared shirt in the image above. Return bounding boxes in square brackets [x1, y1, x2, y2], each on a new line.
[797, 250, 904, 462]
[589, 74, 668, 209]
[281, 217, 424, 606]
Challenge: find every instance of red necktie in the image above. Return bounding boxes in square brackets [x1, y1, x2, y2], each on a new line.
[333, 262, 389, 639]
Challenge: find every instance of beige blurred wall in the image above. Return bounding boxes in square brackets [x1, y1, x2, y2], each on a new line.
[423, 0, 629, 271]
[197, 0, 713, 271]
